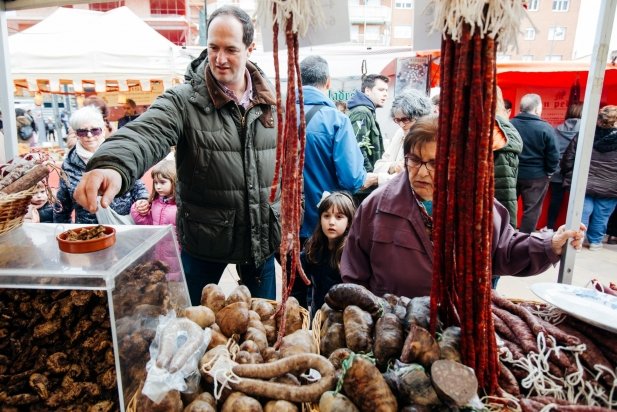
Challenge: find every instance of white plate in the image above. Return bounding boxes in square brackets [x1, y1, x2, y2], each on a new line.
[531, 282, 617, 333]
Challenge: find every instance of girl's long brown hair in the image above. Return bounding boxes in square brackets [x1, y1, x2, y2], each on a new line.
[148, 159, 176, 203]
[304, 191, 356, 269]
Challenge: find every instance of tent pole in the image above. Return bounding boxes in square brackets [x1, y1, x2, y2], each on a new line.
[558, 0, 617, 284]
[0, 7, 18, 162]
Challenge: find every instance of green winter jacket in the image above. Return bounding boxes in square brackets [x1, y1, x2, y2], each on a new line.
[347, 92, 384, 172]
[87, 50, 281, 266]
[494, 115, 523, 227]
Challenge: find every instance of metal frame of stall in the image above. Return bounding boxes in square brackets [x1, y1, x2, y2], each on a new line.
[1, 0, 617, 281]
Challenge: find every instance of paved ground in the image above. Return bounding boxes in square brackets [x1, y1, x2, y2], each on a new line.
[218, 238, 617, 302]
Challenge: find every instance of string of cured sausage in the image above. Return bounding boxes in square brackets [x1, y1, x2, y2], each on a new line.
[429, 23, 498, 393]
[428, 0, 526, 393]
[265, 3, 311, 346]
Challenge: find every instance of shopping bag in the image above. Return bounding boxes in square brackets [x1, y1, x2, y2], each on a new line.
[95, 198, 134, 225]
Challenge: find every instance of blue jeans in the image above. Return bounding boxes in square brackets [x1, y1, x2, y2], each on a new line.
[181, 251, 276, 305]
[581, 195, 617, 244]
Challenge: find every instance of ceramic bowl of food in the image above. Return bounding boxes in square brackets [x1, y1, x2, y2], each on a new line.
[57, 225, 116, 253]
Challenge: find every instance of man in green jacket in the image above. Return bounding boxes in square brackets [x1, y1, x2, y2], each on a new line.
[347, 74, 389, 173]
[74, 6, 280, 305]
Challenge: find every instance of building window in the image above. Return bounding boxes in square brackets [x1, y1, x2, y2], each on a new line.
[393, 25, 412, 39]
[395, 1, 413, 8]
[545, 55, 562, 61]
[524, 28, 535, 40]
[365, 0, 380, 6]
[364, 25, 380, 41]
[89, 2, 124, 11]
[522, 54, 534, 61]
[496, 54, 511, 62]
[350, 25, 359, 41]
[552, 0, 569, 11]
[548, 26, 566, 40]
[158, 29, 186, 45]
[150, 0, 186, 15]
[528, 0, 539, 11]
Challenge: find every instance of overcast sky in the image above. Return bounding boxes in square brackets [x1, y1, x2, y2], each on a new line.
[572, 0, 617, 60]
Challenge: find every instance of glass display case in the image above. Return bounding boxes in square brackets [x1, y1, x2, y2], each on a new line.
[0, 223, 190, 411]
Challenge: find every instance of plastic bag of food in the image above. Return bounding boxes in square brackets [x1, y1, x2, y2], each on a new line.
[142, 311, 211, 403]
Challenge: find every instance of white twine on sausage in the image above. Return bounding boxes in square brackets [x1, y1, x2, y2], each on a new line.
[201, 349, 241, 401]
[591, 365, 617, 408]
[499, 332, 615, 408]
[522, 304, 567, 325]
[254, 0, 325, 37]
[428, 0, 530, 51]
[481, 393, 521, 412]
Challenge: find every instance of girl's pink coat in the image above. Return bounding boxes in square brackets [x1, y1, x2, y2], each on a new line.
[131, 197, 180, 280]
[131, 197, 177, 226]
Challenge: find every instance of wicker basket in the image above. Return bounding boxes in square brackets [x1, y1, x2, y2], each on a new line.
[0, 187, 37, 236]
[253, 297, 311, 331]
[312, 309, 323, 355]
[126, 390, 138, 412]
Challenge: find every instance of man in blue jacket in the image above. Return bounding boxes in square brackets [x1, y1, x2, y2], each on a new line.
[299, 55, 368, 242]
[511, 93, 560, 233]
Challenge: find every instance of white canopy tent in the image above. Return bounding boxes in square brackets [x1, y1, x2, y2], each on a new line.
[8, 6, 190, 93]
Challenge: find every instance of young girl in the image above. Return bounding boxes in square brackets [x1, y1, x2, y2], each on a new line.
[301, 191, 356, 317]
[131, 159, 177, 227]
[131, 159, 180, 280]
[30, 181, 53, 223]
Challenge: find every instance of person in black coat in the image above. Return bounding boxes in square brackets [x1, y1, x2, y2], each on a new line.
[607, 209, 617, 244]
[117, 99, 140, 129]
[510, 94, 560, 233]
[561, 105, 617, 250]
[547, 103, 582, 230]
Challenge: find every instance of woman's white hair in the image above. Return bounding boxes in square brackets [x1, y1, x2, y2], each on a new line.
[69, 105, 105, 131]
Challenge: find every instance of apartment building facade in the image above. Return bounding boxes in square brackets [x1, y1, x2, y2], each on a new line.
[503, 0, 581, 61]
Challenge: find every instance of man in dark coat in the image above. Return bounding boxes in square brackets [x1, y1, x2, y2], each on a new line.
[117, 99, 140, 129]
[347, 74, 389, 173]
[510, 93, 560, 233]
[73, 6, 281, 305]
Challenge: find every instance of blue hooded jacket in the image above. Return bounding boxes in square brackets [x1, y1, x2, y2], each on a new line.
[299, 86, 366, 239]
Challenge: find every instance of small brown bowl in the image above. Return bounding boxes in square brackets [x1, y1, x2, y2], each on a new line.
[57, 226, 116, 254]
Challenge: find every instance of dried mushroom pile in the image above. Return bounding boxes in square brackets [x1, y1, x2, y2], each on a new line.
[0, 288, 118, 410]
[113, 259, 177, 403]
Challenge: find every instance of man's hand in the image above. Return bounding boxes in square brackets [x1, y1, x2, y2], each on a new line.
[551, 223, 586, 255]
[74, 169, 122, 213]
[362, 173, 378, 190]
[134, 199, 151, 216]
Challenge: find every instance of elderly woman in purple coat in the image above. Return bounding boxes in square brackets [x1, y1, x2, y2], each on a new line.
[340, 115, 585, 299]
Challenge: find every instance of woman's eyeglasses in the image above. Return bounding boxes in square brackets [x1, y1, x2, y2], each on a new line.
[75, 127, 103, 138]
[405, 155, 436, 172]
[393, 116, 412, 126]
